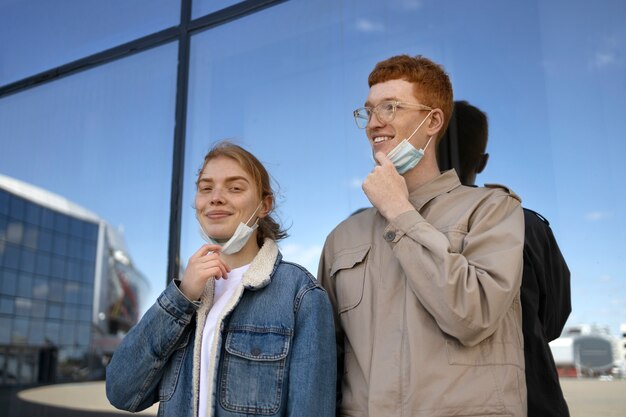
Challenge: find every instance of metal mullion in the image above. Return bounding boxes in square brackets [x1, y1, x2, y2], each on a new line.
[187, 0, 288, 34]
[166, 0, 192, 284]
[0, 26, 179, 99]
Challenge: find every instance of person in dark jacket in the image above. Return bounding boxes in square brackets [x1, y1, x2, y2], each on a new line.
[440, 100, 572, 417]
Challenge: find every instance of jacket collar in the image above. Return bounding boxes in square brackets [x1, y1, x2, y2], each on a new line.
[242, 238, 281, 290]
[408, 169, 462, 211]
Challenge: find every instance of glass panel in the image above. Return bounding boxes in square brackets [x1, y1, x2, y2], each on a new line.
[45, 321, 61, 345]
[0, 0, 181, 85]
[185, 0, 626, 342]
[49, 280, 64, 303]
[48, 303, 62, 320]
[192, 0, 243, 18]
[16, 274, 33, 298]
[14, 298, 32, 316]
[0, 42, 178, 317]
[2, 243, 20, 270]
[0, 296, 14, 315]
[0, 191, 8, 215]
[32, 276, 48, 300]
[0, 269, 17, 296]
[19, 248, 36, 273]
[0, 318, 10, 343]
[28, 319, 45, 344]
[12, 318, 28, 344]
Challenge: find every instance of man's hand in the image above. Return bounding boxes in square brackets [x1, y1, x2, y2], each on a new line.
[179, 244, 230, 301]
[362, 152, 414, 220]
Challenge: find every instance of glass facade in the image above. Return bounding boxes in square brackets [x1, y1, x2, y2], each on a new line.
[0, 0, 180, 85]
[0, 188, 97, 383]
[0, 179, 149, 385]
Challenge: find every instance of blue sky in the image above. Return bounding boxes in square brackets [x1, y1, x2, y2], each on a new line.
[1, 0, 625, 337]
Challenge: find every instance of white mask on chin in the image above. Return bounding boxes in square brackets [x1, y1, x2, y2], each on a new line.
[386, 110, 434, 174]
[198, 202, 262, 255]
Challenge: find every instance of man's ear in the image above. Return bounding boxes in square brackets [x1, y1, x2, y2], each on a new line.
[426, 108, 445, 137]
[476, 153, 489, 174]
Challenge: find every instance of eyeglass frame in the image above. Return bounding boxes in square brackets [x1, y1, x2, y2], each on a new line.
[353, 100, 433, 129]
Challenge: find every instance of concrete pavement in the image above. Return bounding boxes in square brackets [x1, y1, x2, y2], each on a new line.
[2, 378, 625, 416]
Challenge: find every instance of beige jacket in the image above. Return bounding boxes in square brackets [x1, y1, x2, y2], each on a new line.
[319, 170, 526, 417]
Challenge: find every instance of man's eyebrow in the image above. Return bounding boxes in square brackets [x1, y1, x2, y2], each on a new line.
[364, 97, 397, 107]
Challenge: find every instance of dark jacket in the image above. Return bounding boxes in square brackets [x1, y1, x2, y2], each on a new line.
[522, 208, 571, 417]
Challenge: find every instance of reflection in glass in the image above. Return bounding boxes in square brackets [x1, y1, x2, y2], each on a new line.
[193, 0, 243, 18]
[0, 41, 177, 384]
[184, 0, 626, 343]
[184, 0, 373, 277]
[0, 0, 180, 85]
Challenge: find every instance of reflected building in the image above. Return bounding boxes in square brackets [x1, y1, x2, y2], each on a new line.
[550, 324, 623, 378]
[0, 174, 148, 386]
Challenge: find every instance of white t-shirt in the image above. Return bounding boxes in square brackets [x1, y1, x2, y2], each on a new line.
[198, 264, 250, 417]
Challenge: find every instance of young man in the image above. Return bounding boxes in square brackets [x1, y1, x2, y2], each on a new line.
[318, 55, 527, 416]
[441, 100, 571, 417]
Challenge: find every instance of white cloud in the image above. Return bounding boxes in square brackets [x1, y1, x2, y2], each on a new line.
[356, 18, 384, 33]
[589, 52, 616, 70]
[280, 243, 323, 275]
[398, 0, 424, 11]
[585, 211, 610, 221]
[346, 177, 363, 189]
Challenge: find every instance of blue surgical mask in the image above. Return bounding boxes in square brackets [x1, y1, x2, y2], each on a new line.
[198, 203, 262, 255]
[387, 110, 434, 174]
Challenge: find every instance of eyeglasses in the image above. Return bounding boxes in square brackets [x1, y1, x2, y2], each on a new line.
[353, 100, 432, 129]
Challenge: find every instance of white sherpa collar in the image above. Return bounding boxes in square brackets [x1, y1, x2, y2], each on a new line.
[241, 238, 279, 289]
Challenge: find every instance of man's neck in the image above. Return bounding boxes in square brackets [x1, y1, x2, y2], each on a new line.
[404, 158, 441, 193]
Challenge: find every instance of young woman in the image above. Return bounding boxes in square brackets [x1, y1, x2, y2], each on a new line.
[106, 141, 336, 417]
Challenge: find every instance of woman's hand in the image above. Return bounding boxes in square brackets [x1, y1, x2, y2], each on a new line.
[179, 244, 230, 301]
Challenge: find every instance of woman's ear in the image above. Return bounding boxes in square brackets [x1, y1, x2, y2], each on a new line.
[426, 108, 445, 137]
[259, 194, 273, 218]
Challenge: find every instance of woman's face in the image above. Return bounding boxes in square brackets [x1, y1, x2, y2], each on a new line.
[195, 155, 263, 242]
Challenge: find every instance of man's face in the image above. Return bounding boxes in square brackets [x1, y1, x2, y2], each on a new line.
[365, 79, 431, 156]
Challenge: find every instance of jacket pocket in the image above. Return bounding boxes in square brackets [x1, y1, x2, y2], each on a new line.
[445, 337, 524, 367]
[330, 244, 370, 314]
[219, 327, 292, 415]
[158, 328, 192, 401]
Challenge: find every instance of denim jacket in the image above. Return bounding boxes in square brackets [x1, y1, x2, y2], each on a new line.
[106, 239, 336, 417]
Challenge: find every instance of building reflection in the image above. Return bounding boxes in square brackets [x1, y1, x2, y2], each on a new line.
[0, 174, 147, 386]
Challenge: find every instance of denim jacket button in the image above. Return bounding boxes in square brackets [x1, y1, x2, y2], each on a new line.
[251, 347, 261, 357]
[384, 231, 396, 241]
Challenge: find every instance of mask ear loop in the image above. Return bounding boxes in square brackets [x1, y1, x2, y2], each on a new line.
[421, 135, 434, 153]
[244, 202, 264, 227]
[404, 109, 434, 145]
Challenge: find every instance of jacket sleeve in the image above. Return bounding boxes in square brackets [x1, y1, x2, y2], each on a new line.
[106, 280, 198, 412]
[522, 208, 571, 341]
[287, 285, 337, 417]
[386, 191, 524, 346]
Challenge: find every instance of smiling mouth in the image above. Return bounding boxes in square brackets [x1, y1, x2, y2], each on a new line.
[373, 136, 394, 143]
[206, 211, 231, 219]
